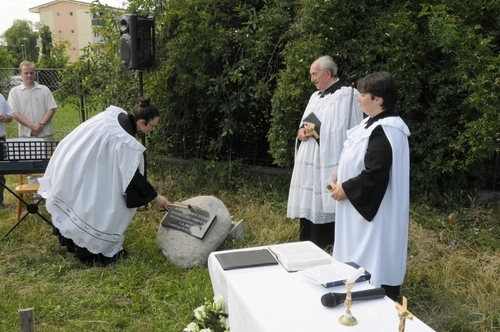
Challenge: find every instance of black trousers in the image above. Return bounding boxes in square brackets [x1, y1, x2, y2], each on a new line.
[299, 218, 335, 250]
[381, 284, 401, 302]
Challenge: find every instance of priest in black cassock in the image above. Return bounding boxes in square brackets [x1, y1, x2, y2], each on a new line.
[39, 96, 171, 266]
[331, 72, 410, 301]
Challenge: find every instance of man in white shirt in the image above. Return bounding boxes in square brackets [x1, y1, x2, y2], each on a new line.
[7, 61, 57, 140]
[0, 94, 14, 208]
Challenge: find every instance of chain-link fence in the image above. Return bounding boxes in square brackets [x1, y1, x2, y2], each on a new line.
[0, 67, 275, 166]
[0, 67, 84, 140]
[0, 68, 64, 96]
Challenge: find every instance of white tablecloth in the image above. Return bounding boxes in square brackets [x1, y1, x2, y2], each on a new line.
[208, 246, 436, 332]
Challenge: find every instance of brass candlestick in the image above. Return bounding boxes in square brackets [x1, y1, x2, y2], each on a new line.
[338, 280, 358, 326]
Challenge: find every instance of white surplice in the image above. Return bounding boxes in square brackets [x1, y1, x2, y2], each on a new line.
[287, 86, 363, 224]
[334, 116, 411, 287]
[38, 106, 145, 257]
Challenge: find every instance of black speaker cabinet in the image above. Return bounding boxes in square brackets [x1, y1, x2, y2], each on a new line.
[119, 14, 155, 70]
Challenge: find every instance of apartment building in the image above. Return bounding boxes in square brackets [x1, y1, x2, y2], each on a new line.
[29, 0, 122, 62]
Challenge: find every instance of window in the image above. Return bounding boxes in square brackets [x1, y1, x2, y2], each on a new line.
[72, 47, 76, 52]
[71, 30, 75, 35]
[69, 12, 73, 16]
[56, 12, 60, 17]
[58, 30, 62, 35]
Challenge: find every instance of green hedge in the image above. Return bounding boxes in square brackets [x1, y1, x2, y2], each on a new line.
[58, 0, 500, 202]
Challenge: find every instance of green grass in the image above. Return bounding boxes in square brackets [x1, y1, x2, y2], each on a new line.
[0, 164, 298, 332]
[1, 106, 500, 331]
[1, 163, 500, 331]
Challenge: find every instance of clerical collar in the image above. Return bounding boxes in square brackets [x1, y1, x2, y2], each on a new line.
[318, 79, 344, 98]
[364, 109, 398, 129]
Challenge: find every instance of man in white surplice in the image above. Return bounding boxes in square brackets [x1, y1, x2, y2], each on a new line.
[287, 55, 363, 249]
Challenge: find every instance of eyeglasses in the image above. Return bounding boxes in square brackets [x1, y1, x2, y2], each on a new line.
[144, 120, 158, 129]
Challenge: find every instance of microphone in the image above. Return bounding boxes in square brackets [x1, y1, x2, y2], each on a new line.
[349, 74, 358, 88]
[321, 287, 386, 308]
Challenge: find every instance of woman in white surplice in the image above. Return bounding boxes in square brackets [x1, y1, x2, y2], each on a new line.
[39, 96, 172, 266]
[330, 72, 410, 301]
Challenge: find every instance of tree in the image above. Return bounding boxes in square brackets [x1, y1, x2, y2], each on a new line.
[411, 2, 500, 197]
[56, 1, 138, 116]
[58, 0, 500, 201]
[37, 25, 70, 68]
[149, 0, 293, 163]
[0, 46, 16, 95]
[2, 19, 39, 65]
[0, 44, 16, 68]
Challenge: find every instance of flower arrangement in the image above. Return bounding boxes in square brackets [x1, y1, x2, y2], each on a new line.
[184, 295, 230, 332]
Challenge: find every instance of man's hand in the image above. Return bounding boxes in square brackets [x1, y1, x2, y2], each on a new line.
[297, 127, 309, 141]
[332, 171, 338, 185]
[0, 114, 11, 123]
[331, 183, 347, 201]
[298, 121, 315, 141]
[29, 122, 44, 136]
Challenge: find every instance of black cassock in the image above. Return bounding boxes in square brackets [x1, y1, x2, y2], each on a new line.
[118, 113, 157, 208]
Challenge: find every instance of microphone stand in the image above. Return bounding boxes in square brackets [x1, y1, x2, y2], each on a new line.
[347, 74, 357, 129]
[138, 69, 148, 210]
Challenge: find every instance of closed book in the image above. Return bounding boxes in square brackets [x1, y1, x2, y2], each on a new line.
[215, 249, 279, 271]
[321, 262, 371, 288]
[302, 112, 321, 138]
[298, 260, 371, 288]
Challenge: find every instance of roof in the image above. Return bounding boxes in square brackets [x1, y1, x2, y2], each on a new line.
[29, 0, 123, 13]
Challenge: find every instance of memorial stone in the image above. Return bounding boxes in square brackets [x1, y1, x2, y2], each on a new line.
[157, 195, 232, 268]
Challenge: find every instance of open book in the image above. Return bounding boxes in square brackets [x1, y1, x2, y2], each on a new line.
[268, 241, 332, 272]
[298, 261, 371, 288]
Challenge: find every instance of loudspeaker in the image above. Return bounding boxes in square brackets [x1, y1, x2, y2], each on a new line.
[120, 14, 155, 70]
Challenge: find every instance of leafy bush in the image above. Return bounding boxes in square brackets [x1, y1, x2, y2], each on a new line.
[59, 0, 500, 202]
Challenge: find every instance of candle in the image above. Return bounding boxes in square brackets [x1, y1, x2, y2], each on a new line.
[346, 267, 365, 284]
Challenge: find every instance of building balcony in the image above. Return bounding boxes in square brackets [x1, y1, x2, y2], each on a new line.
[91, 19, 106, 26]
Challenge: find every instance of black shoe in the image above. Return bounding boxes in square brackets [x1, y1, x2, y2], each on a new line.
[118, 249, 129, 259]
[86, 249, 129, 267]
